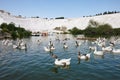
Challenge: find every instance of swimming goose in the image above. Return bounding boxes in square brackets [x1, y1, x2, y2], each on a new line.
[20, 44, 27, 50]
[13, 44, 18, 49]
[89, 46, 95, 50]
[63, 43, 68, 49]
[94, 47, 103, 56]
[112, 49, 120, 53]
[44, 47, 51, 52]
[37, 39, 41, 44]
[75, 41, 81, 46]
[51, 53, 58, 59]
[78, 52, 90, 60]
[55, 58, 71, 66]
[102, 46, 112, 52]
[50, 46, 55, 50]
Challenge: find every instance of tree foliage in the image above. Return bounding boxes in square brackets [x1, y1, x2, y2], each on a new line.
[83, 11, 120, 17]
[68, 27, 83, 35]
[0, 22, 31, 39]
[55, 17, 64, 19]
[69, 20, 120, 37]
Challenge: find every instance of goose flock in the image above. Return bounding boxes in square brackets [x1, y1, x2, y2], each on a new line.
[1, 36, 120, 67]
[1, 39, 27, 50]
[42, 36, 120, 67]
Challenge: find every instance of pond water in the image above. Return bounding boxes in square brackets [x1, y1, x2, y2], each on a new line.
[0, 34, 120, 80]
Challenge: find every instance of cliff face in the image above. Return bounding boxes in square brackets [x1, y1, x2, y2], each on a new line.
[0, 10, 120, 32]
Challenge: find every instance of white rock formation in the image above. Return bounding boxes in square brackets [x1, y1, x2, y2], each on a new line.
[0, 10, 120, 32]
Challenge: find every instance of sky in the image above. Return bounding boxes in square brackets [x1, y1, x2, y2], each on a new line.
[0, 0, 120, 18]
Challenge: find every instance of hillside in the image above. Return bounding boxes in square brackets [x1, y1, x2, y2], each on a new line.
[0, 10, 120, 32]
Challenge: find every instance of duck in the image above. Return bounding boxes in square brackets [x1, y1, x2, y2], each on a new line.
[94, 47, 103, 56]
[78, 52, 90, 60]
[55, 58, 71, 66]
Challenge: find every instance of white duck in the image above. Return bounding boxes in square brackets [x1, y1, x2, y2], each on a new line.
[78, 52, 90, 60]
[94, 47, 103, 56]
[55, 58, 71, 66]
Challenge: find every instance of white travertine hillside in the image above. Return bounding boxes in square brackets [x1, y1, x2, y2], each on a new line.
[0, 10, 120, 32]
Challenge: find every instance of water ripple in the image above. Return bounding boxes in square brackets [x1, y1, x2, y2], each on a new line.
[0, 35, 120, 80]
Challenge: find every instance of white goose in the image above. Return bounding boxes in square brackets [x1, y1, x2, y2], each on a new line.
[50, 46, 55, 50]
[51, 53, 58, 59]
[55, 58, 71, 66]
[20, 44, 27, 50]
[44, 47, 50, 52]
[94, 47, 103, 56]
[112, 49, 120, 53]
[102, 46, 112, 52]
[63, 43, 68, 49]
[78, 52, 90, 60]
[89, 46, 95, 50]
[37, 39, 41, 44]
[13, 44, 18, 49]
[75, 41, 81, 46]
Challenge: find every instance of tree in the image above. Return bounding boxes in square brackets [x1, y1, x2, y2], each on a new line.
[69, 27, 83, 35]
[11, 31, 18, 39]
[55, 17, 64, 19]
[103, 11, 108, 15]
[0, 22, 31, 39]
[88, 20, 99, 28]
[97, 24, 113, 35]
[8, 22, 16, 31]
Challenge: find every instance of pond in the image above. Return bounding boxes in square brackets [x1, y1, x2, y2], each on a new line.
[0, 34, 120, 80]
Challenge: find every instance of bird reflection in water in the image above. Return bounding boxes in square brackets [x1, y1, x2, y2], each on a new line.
[50, 65, 70, 73]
